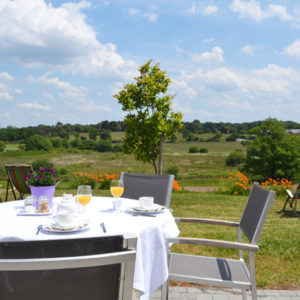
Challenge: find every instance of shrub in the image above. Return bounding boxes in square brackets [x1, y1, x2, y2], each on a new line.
[219, 171, 252, 195]
[189, 146, 198, 153]
[112, 144, 123, 153]
[51, 138, 62, 148]
[226, 149, 245, 166]
[73, 172, 119, 190]
[199, 147, 208, 153]
[261, 178, 292, 196]
[94, 140, 112, 152]
[59, 168, 68, 175]
[0, 141, 5, 152]
[32, 159, 54, 171]
[74, 172, 97, 189]
[166, 165, 179, 179]
[173, 179, 181, 191]
[61, 138, 70, 149]
[25, 135, 53, 151]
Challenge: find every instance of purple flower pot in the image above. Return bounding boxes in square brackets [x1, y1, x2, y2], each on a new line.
[29, 182, 59, 210]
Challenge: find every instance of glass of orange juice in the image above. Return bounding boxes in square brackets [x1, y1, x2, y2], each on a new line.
[110, 179, 124, 212]
[77, 185, 92, 213]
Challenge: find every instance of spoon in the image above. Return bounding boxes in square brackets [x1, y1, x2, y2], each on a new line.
[100, 222, 106, 233]
[36, 224, 42, 235]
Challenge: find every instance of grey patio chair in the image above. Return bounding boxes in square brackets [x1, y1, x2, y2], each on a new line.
[120, 172, 174, 207]
[0, 234, 137, 300]
[162, 182, 275, 300]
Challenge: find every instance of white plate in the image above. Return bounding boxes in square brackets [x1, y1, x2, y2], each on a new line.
[42, 220, 89, 233]
[18, 210, 52, 216]
[130, 204, 165, 214]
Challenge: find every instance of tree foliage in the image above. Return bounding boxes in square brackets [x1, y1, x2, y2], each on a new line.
[0, 141, 5, 152]
[242, 118, 300, 181]
[25, 135, 53, 151]
[114, 60, 183, 174]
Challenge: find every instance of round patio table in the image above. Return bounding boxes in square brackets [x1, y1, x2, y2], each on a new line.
[0, 196, 179, 300]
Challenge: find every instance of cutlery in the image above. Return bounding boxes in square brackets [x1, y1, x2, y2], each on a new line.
[133, 214, 156, 218]
[36, 224, 42, 235]
[100, 222, 106, 233]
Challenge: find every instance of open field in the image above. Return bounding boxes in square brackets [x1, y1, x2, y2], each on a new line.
[0, 134, 299, 289]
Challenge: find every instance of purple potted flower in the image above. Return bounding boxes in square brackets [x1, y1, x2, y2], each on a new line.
[26, 168, 59, 209]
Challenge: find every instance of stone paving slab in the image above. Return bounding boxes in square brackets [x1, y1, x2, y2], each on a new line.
[149, 287, 300, 300]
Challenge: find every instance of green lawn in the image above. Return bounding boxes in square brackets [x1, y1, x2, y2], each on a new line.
[0, 135, 299, 289]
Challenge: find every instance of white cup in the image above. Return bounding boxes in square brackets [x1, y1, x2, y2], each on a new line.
[56, 210, 75, 226]
[139, 196, 154, 209]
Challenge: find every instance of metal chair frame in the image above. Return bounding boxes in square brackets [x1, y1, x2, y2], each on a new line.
[162, 183, 275, 300]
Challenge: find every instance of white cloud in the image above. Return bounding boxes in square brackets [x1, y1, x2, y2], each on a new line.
[202, 6, 218, 16]
[241, 44, 262, 56]
[186, 3, 218, 16]
[191, 46, 224, 64]
[81, 102, 111, 112]
[0, 0, 136, 79]
[0, 72, 14, 81]
[29, 73, 87, 102]
[203, 38, 215, 44]
[0, 82, 13, 101]
[229, 0, 292, 22]
[127, 6, 158, 22]
[18, 102, 52, 111]
[174, 64, 300, 118]
[0, 91, 13, 101]
[283, 40, 300, 59]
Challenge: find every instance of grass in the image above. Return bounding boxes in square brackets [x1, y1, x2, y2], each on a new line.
[0, 134, 299, 289]
[171, 191, 300, 289]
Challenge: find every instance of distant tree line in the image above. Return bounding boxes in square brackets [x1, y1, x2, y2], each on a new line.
[0, 119, 299, 142]
[0, 121, 125, 142]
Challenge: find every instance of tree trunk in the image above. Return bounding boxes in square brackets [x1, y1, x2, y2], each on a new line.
[152, 154, 158, 174]
[159, 135, 163, 175]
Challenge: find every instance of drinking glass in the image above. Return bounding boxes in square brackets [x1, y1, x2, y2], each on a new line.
[110, 179, 124, 212]
[77, 185, 92, 213]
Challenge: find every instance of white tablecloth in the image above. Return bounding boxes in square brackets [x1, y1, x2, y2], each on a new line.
[0, 197, 179, 300]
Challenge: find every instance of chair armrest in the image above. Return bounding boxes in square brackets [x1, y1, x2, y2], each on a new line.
[174, 217, 239, 228]
[167, 237, 258, 252]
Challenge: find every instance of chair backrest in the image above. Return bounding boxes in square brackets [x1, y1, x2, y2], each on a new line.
[120, 172, 174, 207]
[0, 235, 137, 300]
[239, 182, 275, 244]
[5, 164, 32, 194]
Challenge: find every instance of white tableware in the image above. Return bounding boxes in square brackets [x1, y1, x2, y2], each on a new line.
[110, 180, 124, 212]
[129, 204, 165, 215]
[18, 209, 52, 216]
[56, 210, 76, 227]
[139, 196, 154, 209]
[112, 198, 122, 211]
[42, 220, 89, 233]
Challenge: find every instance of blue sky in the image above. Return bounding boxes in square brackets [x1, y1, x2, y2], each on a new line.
[1, 0, 300, 127]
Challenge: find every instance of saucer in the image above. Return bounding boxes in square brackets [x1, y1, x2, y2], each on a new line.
[42, 219, 89, 232]
[130, 204, 165, 214]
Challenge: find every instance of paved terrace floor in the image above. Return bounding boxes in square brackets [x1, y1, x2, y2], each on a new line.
[149, 287, 300, 300]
